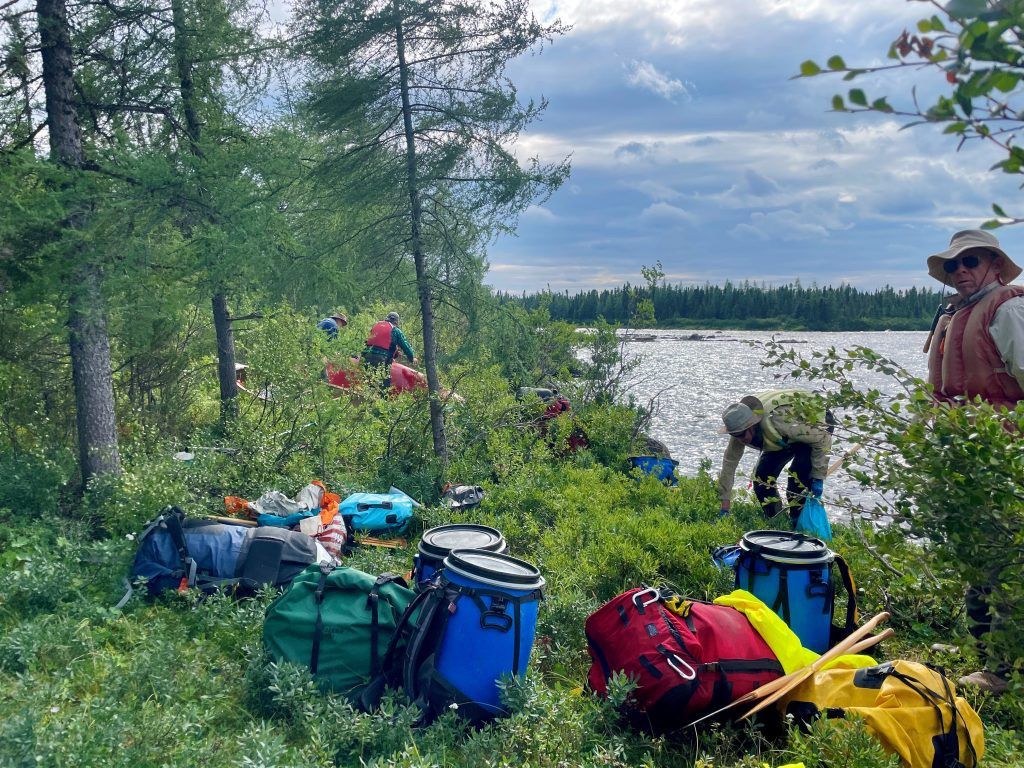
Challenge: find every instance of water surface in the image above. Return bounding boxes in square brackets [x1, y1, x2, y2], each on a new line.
[619, 329, 929, 516]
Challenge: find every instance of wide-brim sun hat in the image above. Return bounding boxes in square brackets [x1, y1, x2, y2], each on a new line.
[719, 395, 765, 434]
[927, 229, 1022, 284]
[330, 311, 348, 325]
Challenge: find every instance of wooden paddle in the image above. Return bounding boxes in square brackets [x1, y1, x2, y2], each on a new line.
[358, 536, 409, 550]
[684, 611, 891, 729]
[740, 612, 891, 720]
[826, 442, 863, 477]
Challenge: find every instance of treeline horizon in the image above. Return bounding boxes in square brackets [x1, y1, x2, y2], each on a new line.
[501, 280, 945, 331]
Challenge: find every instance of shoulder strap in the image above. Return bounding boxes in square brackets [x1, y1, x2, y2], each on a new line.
[356, 583, 436, 713]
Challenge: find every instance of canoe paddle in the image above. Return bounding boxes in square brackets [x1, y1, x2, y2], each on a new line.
[684, 611, 891, 729]
[741, 612, 892, 720]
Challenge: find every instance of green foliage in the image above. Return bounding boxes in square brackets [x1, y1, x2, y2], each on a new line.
[784, 715, 902, 768]
[762, 340, 1024, 673]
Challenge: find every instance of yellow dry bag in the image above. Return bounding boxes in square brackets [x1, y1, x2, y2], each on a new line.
[780, 660, 983, 768]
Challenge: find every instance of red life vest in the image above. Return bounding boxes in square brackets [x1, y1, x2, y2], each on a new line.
[928, 284, 1024, 408]
[365, 320, 393, 350]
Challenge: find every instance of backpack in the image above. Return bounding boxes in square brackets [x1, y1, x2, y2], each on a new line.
[781, 660, 984, 768]
[124, 506, 321, 602]
[585, 587, 784, 733]
[263, 564, 418, 700]
[339, 492, 415, 535]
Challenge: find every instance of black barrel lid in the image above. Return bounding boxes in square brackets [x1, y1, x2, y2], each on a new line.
[739, 530, 833, 563]
[443, 549, 545, 590]
[419, 524, 505, 559]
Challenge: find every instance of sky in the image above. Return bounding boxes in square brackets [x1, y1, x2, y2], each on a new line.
[479, 0, 1024, 294]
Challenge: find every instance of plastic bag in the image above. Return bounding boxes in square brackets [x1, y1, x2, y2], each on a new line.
[796, 496, 832, 542]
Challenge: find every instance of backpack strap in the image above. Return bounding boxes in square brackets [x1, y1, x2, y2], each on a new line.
[357, 582, 437, 713]
[309, 562, 334, 675]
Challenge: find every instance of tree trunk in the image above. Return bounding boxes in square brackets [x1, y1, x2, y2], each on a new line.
[212, 292, 238, 417]
[395, 8, 448, 464]
[38, 0, 121, 484]
[171, 0, 238, 420]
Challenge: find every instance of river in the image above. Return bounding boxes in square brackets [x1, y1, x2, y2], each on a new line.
[618, 329, 929, 518]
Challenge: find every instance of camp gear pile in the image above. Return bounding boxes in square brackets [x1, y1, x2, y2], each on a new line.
[126, 506, 326, 600]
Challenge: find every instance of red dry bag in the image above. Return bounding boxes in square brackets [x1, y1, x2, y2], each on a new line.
[585, 587, 783, 733]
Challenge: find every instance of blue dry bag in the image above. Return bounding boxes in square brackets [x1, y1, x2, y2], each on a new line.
[340, 491, 416, 535]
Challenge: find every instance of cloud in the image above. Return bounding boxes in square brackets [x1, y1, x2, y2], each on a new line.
[639, 202, 696, 225]
[626, 179, 681, 200]
[730, 209, 831, 241]
[614, 141, 655, 161]
[521, 204, 559, 222]
[625, 60, 690, 101]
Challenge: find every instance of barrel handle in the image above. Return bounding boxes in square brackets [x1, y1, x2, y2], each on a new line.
[480, 596, 513, 632]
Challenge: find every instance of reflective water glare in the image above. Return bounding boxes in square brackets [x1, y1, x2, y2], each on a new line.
[619, 329, 929, 517]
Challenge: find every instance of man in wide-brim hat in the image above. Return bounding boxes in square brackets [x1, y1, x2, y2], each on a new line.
[925, 228, 1024, 407]
[316, 310, 349, 341]
[923, 228, 1024, 696]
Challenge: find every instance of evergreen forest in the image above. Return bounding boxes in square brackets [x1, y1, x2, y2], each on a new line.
[507, 282, 945, 331]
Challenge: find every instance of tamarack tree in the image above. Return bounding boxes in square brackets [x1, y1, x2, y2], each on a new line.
[292, 0, 569, 465]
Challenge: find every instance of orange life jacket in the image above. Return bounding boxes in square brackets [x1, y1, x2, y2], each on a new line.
[928, 283, 1024, 408]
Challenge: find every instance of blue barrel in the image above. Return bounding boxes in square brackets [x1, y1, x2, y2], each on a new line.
[628, 455, 679, 485]
[413, 524, 507, 590]
[735, 530, 835, 653]
[435, 550, 545, 717]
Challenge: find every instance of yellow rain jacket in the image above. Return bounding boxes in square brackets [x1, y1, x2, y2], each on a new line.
[713, 589, 876, 674]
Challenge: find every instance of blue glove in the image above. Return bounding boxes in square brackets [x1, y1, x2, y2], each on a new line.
[810, 478, 824, 497]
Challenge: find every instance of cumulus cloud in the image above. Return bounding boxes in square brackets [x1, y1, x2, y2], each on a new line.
[625, 60, 690, 101]
[639, 202, 696, 225]
[521, 205, 559, 222]
[730, 210, 831, 241]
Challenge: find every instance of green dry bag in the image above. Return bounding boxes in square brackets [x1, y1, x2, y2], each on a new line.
[263, 563, 417, 699]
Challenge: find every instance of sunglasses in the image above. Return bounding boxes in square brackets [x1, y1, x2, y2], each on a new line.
[943, 253, 984, 274]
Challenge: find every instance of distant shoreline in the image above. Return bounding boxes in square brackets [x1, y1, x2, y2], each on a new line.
[620, 318, 932, 332]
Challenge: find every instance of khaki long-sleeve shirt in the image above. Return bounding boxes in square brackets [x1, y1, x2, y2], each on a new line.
[717, 404, 833, 505]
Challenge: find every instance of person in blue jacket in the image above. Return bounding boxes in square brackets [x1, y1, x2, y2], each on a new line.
[316, 311, 348, 341]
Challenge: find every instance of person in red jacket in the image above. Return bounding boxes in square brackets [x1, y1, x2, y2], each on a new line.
[924, 229, 1024, 695]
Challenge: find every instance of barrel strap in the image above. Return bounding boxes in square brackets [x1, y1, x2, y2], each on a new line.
[512, 599, 522, 676]
[772, 567, 791, 626]
[833, 555, 858, 632]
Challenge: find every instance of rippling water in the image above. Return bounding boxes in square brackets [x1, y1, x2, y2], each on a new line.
[618, 329, 929, 515]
